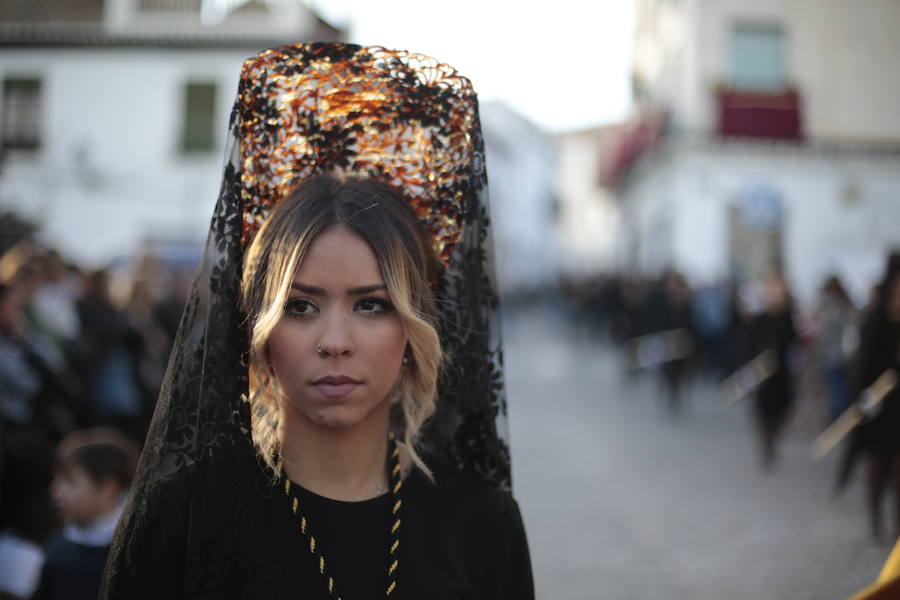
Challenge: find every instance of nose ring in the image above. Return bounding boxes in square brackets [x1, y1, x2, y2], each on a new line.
[316, 344, 326, 356]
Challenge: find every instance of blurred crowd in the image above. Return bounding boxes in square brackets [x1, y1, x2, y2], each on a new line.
[562, 251, 900, 542]
[0, 246, 194, 441]
[0, 242, 194, 599]
[1, 236, 898, 597]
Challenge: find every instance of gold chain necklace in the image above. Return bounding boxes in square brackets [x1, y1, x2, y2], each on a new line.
[280, 433, 403, 599]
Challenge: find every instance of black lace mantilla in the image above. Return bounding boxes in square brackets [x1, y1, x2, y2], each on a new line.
[101, 43, 510, 599]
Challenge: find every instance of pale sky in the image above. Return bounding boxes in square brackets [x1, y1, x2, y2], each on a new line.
[307, 0, 635, 133]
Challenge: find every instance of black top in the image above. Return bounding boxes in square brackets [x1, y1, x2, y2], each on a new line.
[101, 447, 533, 600]
[34, 536, 110, 600]
[258, 458, 533, 600]
[753, 307, 796, 415]
[852, 316, 900, 454]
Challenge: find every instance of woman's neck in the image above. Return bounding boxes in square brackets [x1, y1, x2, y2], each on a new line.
[279, 409, 391, 502]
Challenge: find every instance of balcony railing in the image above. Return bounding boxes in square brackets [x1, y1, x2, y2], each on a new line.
[715, 86, 803, 141]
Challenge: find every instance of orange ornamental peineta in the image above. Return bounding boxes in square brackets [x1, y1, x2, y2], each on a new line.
[237, 43, 484, 268]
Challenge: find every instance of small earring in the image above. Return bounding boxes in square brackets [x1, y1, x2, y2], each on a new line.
[402, 355, 410, 366]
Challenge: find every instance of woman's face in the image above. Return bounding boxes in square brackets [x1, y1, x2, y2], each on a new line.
[266, 225, 408, 431]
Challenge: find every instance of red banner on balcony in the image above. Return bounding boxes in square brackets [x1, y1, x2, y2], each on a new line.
[716, 86, 803, 140]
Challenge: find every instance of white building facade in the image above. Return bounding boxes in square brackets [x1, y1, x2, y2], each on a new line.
[0, 0, 342, 266]
[553, 125, 622, 277]
[617, 0, 900, 306]
[480, 101, 558, 296]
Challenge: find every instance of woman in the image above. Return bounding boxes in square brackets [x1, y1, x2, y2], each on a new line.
[814, 275, 857, 423]
[752, 272, 796, 469]
[100, 43, 532, 599]
[848, 252, 900, 540]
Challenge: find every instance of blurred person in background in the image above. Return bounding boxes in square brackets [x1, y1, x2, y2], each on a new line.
[814, 275, 858, 423]
[77, 270, 143, 438]
[0, 281, 42, 429]
[602, 274, 626, 343]
[691, 280, 733, 380]
[617, 276, 652, 376]
[151, 268, 193, 377]
[752, 271, 797, 470]
[659, 270, 695, 416]
[14, 257, 68, 373]
[0, 278, 80, 439]
[124, 277, 170, 436]
[34, 428, 138, 600]
[733, 278, 766, 367]
[845, 252, 900, 541]
[30, 252, 81, 349]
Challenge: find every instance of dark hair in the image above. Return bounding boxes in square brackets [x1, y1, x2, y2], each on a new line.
[56, 428, 139, 490]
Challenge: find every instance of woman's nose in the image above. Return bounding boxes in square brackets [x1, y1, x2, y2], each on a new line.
[315, 312, 355, 357]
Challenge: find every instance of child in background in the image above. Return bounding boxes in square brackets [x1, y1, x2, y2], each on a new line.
[33, 428, 138, 600]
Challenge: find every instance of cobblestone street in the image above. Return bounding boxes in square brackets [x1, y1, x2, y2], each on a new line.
[504, 306, 893, 600]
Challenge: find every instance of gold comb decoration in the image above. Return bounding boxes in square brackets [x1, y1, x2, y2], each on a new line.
[236, 43, 484, 268]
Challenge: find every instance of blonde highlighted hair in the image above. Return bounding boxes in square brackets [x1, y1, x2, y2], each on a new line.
[239, 175, 443, 477]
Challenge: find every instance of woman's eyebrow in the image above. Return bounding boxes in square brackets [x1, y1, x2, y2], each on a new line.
[348, 284, 387, 295]
[290, 283, 386, 295]
[290, 283, 324, 295]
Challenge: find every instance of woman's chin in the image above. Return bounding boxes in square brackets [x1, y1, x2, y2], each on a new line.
[309, 412, 360, 429]
[280, 392, 391, 432]
[302, 403, 385, 431]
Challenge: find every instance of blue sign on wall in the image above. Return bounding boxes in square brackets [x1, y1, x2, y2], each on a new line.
[738, 183, 783, 230]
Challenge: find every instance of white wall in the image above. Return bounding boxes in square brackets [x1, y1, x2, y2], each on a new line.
[1, 47, 255, 265]
[671, 167, 730, 283]
[554, 127, 621, 276]
[104, 0, 320, 35]
[481, 101, 558, 293]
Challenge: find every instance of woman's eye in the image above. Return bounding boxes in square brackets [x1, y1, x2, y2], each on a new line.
[285, 298, 317, 317]
[357, 297, 393, 314]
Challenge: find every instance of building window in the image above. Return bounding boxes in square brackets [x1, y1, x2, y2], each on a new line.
[2, 78, 42, 150]
[730, 23, 787, 91]
[180, 82, 217, 153]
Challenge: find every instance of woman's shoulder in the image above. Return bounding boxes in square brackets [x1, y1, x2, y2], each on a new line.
[407, 450, 519, 520]
[403, 450, 534, 599]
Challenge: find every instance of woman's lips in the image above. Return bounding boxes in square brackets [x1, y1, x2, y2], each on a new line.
[313, 382, 359, 398]
[311, 376, 361, 398]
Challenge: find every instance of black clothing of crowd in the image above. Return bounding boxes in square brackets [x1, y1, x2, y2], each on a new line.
[840, 253, 900, 539]
[564, 252, 900, 540]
